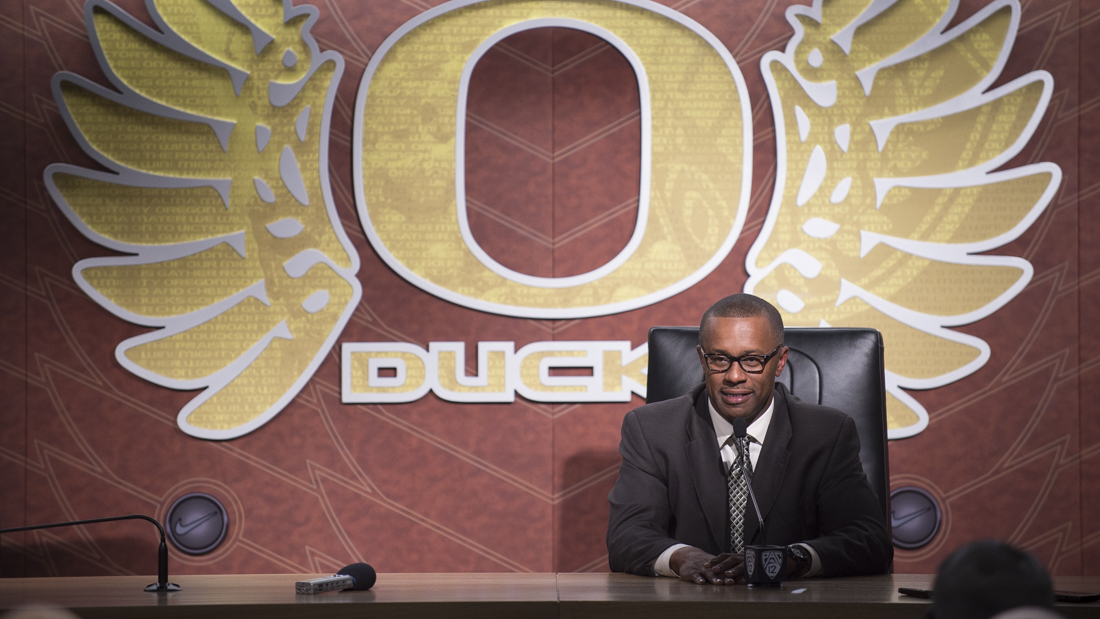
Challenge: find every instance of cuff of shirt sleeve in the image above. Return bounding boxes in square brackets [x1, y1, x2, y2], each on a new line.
[654, 543, 690, 577]
[795, 543, 823, 578]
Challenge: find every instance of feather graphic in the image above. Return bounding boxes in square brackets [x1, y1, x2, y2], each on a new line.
[46, 0, 361, 440]
[746, 0, 1060, 438]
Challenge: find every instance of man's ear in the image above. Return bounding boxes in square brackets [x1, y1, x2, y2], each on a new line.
[774, 346, 790, 376]
[696, 345, 708, 372]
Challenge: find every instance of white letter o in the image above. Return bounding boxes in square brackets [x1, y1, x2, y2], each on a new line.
[354, 0, 751, 318]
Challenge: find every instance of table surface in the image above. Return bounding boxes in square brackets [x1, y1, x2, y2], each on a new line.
[1, 573, 1098, 619]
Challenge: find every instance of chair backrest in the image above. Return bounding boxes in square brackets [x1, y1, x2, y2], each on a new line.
[646, 326, 890, 522]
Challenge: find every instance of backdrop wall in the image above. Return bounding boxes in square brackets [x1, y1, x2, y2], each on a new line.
[1, 0, 1097, 578]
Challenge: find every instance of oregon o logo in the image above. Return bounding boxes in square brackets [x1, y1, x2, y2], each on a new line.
[353, 0, 753, 319]
[45, 0, 1058, 442]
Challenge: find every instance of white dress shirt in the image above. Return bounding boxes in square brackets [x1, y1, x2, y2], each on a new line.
[652, 396, 822, 578]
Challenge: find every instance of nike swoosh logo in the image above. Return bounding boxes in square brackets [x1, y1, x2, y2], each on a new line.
[891, 506, 932, 528]
[174, 510, 218, 536]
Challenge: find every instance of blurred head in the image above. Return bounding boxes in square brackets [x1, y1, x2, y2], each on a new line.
[697, 294, 787, 424]
[2, 607, 81, 619]
[932, 540, 1055, 619]
[990, 609, 1063, 619]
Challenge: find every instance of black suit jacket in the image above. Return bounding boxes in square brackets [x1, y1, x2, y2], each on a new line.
[607, 383, 892, 577]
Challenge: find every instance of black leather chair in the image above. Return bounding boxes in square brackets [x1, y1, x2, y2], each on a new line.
[646, 327, 890, 522]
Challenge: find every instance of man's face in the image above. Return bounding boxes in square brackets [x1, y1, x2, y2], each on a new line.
[697, 316, 788, 424]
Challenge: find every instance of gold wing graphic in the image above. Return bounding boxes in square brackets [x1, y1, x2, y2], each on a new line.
[745, 0, 1060, 438]
[46, 0, 361, 440]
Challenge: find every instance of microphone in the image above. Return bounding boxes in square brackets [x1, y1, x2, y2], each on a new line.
[0, 515, 180, 592]
[732, 418, 787, 586]
[295, 563, 376, 594]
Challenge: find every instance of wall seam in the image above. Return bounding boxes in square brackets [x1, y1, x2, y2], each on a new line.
[21, 0, 30, 579]
[1076, 0, 1084, 578]
[550, 29, 558, 573]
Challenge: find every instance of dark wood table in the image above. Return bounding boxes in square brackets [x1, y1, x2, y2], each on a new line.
[1, 573, 1098, 618]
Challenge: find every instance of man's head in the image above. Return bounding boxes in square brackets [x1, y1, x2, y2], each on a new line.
[697, 294, 788, 424]
[932, 540, 1055, 619]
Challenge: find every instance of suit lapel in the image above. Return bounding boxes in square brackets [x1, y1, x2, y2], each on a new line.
[684, 387, 727, 553]
[745, 385, 792, 544]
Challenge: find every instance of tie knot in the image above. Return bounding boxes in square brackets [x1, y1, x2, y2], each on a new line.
[724, 433, 755, 448]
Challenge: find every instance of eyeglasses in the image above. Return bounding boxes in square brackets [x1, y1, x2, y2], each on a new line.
[700, 344, 783, 374]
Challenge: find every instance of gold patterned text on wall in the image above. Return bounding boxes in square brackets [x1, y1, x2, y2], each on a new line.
[47, 0, 361, 440]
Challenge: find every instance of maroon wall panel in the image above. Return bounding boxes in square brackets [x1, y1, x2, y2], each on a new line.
[0, 0, 28, 580]
[1078, 0, 1100, 579]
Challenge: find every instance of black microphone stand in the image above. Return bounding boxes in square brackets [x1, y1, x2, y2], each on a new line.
[0, 515, 182, 592]
[734, 420, 768, 544]
[732, 418, 786, 586]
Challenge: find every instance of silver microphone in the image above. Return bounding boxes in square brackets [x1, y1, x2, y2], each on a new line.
[295, 563, 376, 594]
[295, 574, 356, 594]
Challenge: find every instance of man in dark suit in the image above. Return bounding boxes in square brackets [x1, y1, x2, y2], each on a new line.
[607, 294, 892, 584]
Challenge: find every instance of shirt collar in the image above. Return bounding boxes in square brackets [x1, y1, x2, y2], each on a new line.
[708, 395, 774, 446]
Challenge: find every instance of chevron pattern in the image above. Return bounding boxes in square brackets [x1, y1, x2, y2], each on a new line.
[465, 28, 640, 279]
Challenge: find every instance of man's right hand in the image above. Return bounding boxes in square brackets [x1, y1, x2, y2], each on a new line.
[669, 547, 740, 585]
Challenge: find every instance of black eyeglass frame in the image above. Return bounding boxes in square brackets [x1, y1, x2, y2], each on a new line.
[699, 344, 784, 374]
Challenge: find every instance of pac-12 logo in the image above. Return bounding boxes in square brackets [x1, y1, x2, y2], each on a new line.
[49, 0, 1057, 440]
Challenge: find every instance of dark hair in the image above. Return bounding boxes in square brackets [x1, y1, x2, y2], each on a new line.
[931, 540, 1055, 619]
[700, 294, 784, 344]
